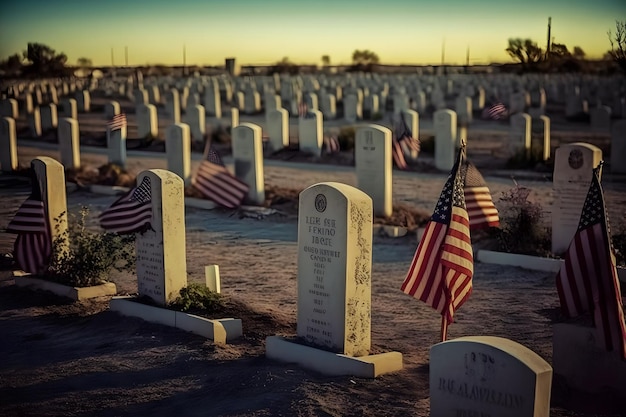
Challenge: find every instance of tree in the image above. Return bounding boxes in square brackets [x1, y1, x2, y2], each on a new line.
[505, 38, 543, 69]
[351, 49, 380, 65]
[321, 55, 330, 66]
[77, 57, 92, 68]
[608, 20, 626, 73]
[572, 46, 585, 59]
[549, 42, 570, 59]
[22, 42, 69, 77]
[0, 53, 23, 75]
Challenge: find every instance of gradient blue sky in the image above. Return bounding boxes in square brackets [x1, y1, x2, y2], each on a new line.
[1, 0, 624, 66]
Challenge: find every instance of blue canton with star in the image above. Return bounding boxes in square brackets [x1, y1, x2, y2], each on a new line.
[578, 166, 608, 233]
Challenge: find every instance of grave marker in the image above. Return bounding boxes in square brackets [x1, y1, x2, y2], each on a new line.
[136, 104, 158, 139]
[266, 108, 289, 152]
[0, 117, 18, 171]
[355, 125, 392, 218]
[232, 123, 265, 205]
[434, 109, 457, 171]
[165, 123, 191, 184]
[58, 118, 81, 169]
[299, 109, 323, 157]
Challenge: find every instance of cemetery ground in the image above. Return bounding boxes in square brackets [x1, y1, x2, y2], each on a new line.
[2, 99, 626, 416]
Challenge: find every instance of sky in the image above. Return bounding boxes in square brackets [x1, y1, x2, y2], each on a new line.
[1, 0, 624, 67]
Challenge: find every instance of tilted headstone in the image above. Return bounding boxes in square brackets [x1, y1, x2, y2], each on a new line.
[434, 109, 457, 171]
[136, 104, 158, 139]
[297, 182, 373, 356]
[0, 117, 18, 171]
[266, 108, 289, 152]
[165, 123, 191, 184]
[355, 125, 392, 218]
[232, 123, 265, 205]
[135, 169, 188, 306]
[298, 109, 323, 157]
[610, 120, 626, 174]
[58, 118, 81, 169]
[552, 142, 602, 254]
[430, 336, 552, 417]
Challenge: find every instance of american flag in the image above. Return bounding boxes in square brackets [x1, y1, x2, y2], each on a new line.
[396, 114, 421, 155]
[323, 135, 340, 154]
[107, 113, 127, 131]
[193, 144, 249, 208]
[400, 146, 473, 337]
[461, 161, 500, 230]
[481, 102, 508, 120]
[6, 180, 52, 275]
[99, 176, 153, 234]
[556, 163, 626, 359]
[392, 139, 408, 170]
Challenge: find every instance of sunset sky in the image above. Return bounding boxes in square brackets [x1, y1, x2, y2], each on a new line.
[1, 0, 624, 67]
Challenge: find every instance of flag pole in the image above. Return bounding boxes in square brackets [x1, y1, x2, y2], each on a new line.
[440, 316, 448, 342]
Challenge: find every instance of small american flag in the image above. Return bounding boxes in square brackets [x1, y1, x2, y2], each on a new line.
[396, 114, 421, 155]
[400, 145, 473, 339]
[461, 161, 500, 230]
[556, 163, 626, 359]
[193, 145, 249, 208]
[481, 102, 508, 120]
[99, 176, 153, 234]
[323, 135, 340, 154]
[108, 113, 127, 131]
[6, 180, 52, 275]
[392, 139, 408, 170]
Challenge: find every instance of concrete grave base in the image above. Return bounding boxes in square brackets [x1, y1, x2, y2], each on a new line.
[13, 272, 117, 301]
[265, 335, 403, 378]
[109, 296, 241, 344]
[553, 323, 626, 396]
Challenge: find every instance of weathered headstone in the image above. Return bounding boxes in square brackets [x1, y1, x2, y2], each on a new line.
[266, 108, 289, 152]
[610, 120, 626, 174]
[299, 109, 323, 157]
[430, 336, 552, 417]
[136, 104, 158, 139]
[0, 117, 18, 171]
[552, 142, 602, 254]
[165, 123, 191, 184]
[434, 109, 457, 171]
[355, 125, 392, 218]
[135, 169, 187, 306]
[58, 118, 81, 169]
[232, 123, 265, 205]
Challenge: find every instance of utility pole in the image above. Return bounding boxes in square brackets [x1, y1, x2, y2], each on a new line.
[546, 17, 552, 59]
[125, 46, 128, 67]
[183, 44, 187, 76]
[466, 45, 470, 67]
[111, 48, 115, 67]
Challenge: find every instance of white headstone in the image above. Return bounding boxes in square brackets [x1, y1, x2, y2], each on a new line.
[552, 142, 602, 254]
[204, 87, 222, 118]
[430, 336, 552, 417]
[165, 89, 181, 123]
[536, 115, 550, 161]
[434, 109, 457, 171]
[32, 157, 68, 247]
[344, 95, 362, 123]
[298, 110, 323, 157]
[136, 104, 158, 139]
[455, 96, 473, 125]
[135, 169, 188, 306]
[266, 108, 289, 152]
[58, 118, 81, 169]
[320, 93, 337, 119]
[0, 117, 17, 171]
[232, 123, 265, 205]
[104, 101, 120, 119]
[509, 113, 531, 158]
[183, 104, 206, 141]
[165, 123, 191, 184]
[297, 182, 373, 356]
[75, 90, 90, 112]
[355, 125, 392, 218]
[230, 107, 239, 129]
[134, 89, 148, 106]
[28, 107, 42, 137]
[107, 123, 127, 167]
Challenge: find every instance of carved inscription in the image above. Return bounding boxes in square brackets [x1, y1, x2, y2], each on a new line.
[136, 233, 165, 302]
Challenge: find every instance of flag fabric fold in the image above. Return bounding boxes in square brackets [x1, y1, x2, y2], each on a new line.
[461, 161, 500, 230]
[556, 163, 626, 359]
[193, 144, 249, 209]
[6, 180, 52, 275]
[107, 113, 127, 132]
[99, 176, 153, 234]
[396, 114, 421, 156]
[400, 146, 474, 329]
[481, 102, 508, 120]
[323, 135, 340, 154]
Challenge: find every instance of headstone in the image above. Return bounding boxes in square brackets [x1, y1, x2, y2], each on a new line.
[299, 109, 323, 157]
[165, 89, 181, 123]
[230, 107, 239, 129]
[104, 101, 120, 119]
[107, 122, 127, 167]
[509, 92, 527, 115]
[266, 108, 289, 152]
[232, 123, 265, 205]
[305, 93, 318, 111]
[264, 93, 281, 114]
[134, 89, 148, 106]
[165, 123, 191, 184]
[344, 95, 362, 122]
[49, 85, 58, 104]
[243, 91, 261, 114]
[535, 115, 550, 161]
[24, 93, 34, 114]
[135, 169, 188, 306]
[75, 90, 90, 112]
[552, 142, 602, 254]
[320, 93, 337, 119]
[32, 157, 68, 247]
[610, 120, 626, 174]
[590, 106, 611, 131]
[363, 94, 380, 118]
[0, 117, 18, 171]
[509, 113, 531, 158]
[434, 109, 457, 171]
[147, 85, 161, 105]
[183, 104, 206, 141]
[355, 125, 392, 218]
[204, 87, 222, 118]
[58, 118, 81, 169]
[297, 182, 373, 356]
[455, 96, 473, 125]
[205, 265, 221, 293]
[136, 104, 158, 139]
[430, 336, 552, 417]
[40, 103, 58, 131]
[59, 98, 78, 120]
[27, 107, 42, 137]
[0, 98, 18, 118]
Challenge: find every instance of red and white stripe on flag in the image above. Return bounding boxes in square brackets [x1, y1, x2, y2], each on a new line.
[99, 177, 152, 234]
[392, 140, 408, 170]
[298, 101, 308, 118]
[6, 197, 51, 275]
[556, 166, 626, 358]
[194, 160, 249, 209]
[108, 113, 127, 131]
[323, 136, 340, 154]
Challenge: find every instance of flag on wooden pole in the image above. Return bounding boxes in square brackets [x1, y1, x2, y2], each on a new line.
[461, 161, 500, 230]
[6, 179, 52, 275]
[99, 176, 153, 234]
[556, 162, 626, 359]
[193, 143, 249, 208]
[400, 144, 474, 341]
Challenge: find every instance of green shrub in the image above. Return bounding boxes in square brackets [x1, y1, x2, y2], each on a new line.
[48, 207, 135, 287]
[169, 283, 223, 313]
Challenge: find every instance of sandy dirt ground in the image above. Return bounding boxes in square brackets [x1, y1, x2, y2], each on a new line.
[1, 95, 626, 417]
